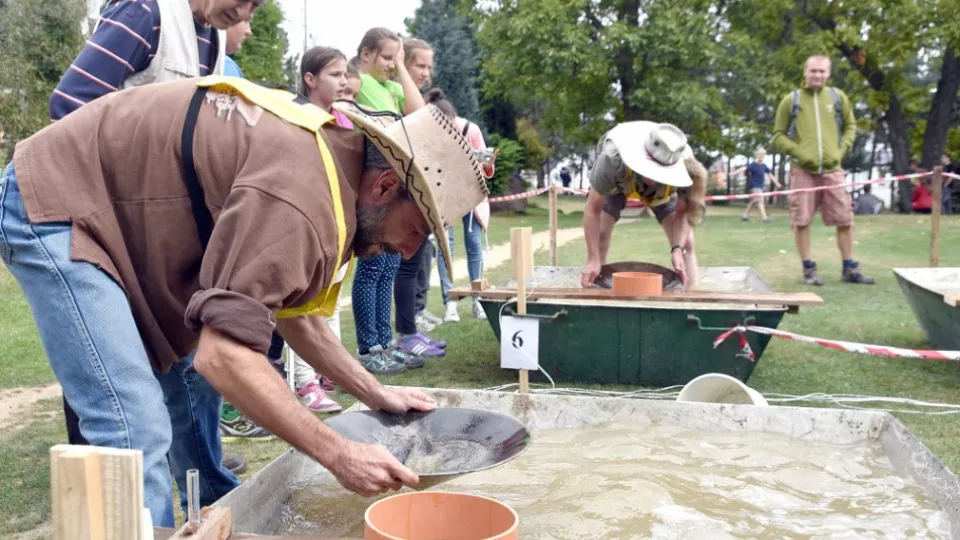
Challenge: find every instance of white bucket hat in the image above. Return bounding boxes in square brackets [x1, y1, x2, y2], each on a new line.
[332, 102, 488, 278]
[606, 121, 693, 187]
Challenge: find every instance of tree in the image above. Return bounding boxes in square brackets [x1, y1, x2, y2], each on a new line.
[0, 0, 85, 149]
[233, 1, 291, 87]
[406, 0, 481, 121]
[486, 134, 525, 196]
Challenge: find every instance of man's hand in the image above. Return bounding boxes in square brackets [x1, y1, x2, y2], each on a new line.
[327, 441, 419, 496]
[368, 387, 437, 414]
[581, 259, 602, 288]
[671, 248, 688, 285]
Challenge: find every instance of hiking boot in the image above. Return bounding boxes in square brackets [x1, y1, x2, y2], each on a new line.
[419, 309, 444, 327]
[397, 333, 445, 358]
[358, 345, 406, 375]
[414, 312, 436, 332]
[222, 452, 247, 474]
[444, 301, 460, 322]
[473, 298, 487, 320]
[763, 217, 773, 223]
[296, 379, 342, 413]
[220, 403, 274, 441]
[842, 262, 876, 285]
[802, 263, 823, 286]
[741, 216, 750, 222]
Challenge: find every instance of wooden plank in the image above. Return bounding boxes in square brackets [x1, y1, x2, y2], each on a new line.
[55, 449, 106, 540]
[448, 286, 824, 307]
[511, 227, 534, 393]
[155, 529, 352, 540]
[931, 166, 943, 267]
[169, 507, 232, 540]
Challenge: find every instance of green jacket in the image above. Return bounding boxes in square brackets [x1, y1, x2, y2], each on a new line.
[772, 86, 857, 174]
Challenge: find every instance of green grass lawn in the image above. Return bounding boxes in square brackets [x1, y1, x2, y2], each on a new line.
[2, 202, 959, 534]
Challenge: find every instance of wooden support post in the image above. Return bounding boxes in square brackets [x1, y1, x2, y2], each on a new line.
[549, 184, 558, 266]
[511, 227, 534, 393]
[931, 166, 943, 267]
[51, 445, 144, 540]
[471, 279, 489, 292]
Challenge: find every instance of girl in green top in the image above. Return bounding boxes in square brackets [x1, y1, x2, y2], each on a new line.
[354, 27, 425, 115]
[350, 27, 428, 374]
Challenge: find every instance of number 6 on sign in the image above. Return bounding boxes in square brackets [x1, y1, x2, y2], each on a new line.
[500, 316, 540, 370]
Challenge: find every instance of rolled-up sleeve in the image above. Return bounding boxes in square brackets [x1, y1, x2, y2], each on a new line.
[589, 137, 626, 195]
[184, 186, 329, 353]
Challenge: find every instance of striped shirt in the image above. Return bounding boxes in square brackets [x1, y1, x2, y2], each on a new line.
[50, 0, 219, 120]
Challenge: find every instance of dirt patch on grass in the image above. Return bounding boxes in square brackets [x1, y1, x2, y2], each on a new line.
[0, 384, 61, 431]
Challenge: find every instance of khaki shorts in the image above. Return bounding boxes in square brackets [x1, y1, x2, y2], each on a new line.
[789, 168, 853, 227]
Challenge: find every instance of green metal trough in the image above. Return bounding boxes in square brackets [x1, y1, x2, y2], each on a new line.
[479, 266, 789, 387]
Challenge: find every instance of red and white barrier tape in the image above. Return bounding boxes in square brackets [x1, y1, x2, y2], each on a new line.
[488, 186, 551, 202]
[713, 325, 960, 362]
[703, 171, 933, 202]
[492, 170, 949, 204]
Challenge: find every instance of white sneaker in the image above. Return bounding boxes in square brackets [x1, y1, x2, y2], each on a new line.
[418, 310, 443, 326]
[444, 301, 461, 322]
[472, 299, 487, 320]
[415, 313, 436, 332]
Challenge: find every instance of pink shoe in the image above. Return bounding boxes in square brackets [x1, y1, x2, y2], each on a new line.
[319, 375, 337, 393]
[296, 381, 342, 413]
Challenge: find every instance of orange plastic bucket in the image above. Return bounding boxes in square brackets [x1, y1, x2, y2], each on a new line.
[364, 491, 519, 540]
[611, 271, 663, 296]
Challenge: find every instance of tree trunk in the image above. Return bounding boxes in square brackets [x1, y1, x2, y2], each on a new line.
[536, 162, 546, 189]
[726, 156, 732, 195]
[921, 47, 960, 169]
[615, 0, 641, 120]
[886, 98, 914, 213]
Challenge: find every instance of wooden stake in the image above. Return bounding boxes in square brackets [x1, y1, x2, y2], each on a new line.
[931, 166, 943, 267]
[511, 227, 534, 393]
[549, 184, 558, 266]
[51, 445, 143, 540]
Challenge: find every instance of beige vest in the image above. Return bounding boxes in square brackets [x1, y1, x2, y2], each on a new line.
[116, 0, 225, 89]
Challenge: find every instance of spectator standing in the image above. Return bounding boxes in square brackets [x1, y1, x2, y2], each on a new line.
[731, 148, 782, 223]
[772, 54, 874, 286]
[351, 28, 427, 374]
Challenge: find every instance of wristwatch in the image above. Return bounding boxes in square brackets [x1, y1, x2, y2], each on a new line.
[671, 245, 685, 254]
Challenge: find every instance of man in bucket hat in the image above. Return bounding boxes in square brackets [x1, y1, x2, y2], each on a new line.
[581, 121, 707, 289]
[0, 76, 486, 527]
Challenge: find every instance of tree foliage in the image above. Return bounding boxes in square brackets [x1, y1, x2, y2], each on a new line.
[406, 0, 481, 121]
[0, 0, 85, 148]
[233, 1, 291, 87]
[486, 134, 525, 196]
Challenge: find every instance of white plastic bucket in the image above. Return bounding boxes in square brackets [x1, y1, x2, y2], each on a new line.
[676, 373, 768, 406]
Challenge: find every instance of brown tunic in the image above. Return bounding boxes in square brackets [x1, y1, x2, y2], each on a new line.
[12, 79, 364, 371]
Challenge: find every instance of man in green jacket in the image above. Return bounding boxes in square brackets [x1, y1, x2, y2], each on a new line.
[773, 55, 875, 286]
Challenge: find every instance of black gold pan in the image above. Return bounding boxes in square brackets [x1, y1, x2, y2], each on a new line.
[324, 408, 531, 489]
[593, 261, 683, 291]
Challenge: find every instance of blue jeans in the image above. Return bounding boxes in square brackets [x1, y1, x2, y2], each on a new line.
[438, 213, 484, 304]
[352, 252, 401, 354]
[0, 164, 239, 527]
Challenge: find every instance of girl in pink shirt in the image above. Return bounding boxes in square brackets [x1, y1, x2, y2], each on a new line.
[300, 46, 355, 130]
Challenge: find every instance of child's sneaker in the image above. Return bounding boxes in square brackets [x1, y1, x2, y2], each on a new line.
[472, 298, 487, 320]
[220, 403, 274, 441]
[296, 379, 342, 413]
[358, 345, 406, 374]
[414, 312, 436, 332]
[419, 309, 444, 327]
[444, 301, 460, 322]
[397, 333, 446, 358]
[319, 375, 337, 392]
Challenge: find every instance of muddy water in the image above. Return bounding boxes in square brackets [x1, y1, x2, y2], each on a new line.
[280, 424, 950, 538]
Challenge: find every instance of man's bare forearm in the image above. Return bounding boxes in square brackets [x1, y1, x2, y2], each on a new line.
[277, 315, 383, 407]
[193, 327, 347, 468]
[584, 190, 605, 263]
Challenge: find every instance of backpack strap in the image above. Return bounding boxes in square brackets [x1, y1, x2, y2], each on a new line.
[828, 86, 843, 147]
[786, 90, 800, 140]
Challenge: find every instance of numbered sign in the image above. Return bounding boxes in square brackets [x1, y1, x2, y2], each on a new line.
[500, 316, 540, 370]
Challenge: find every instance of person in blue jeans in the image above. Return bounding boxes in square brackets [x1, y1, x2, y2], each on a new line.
[437, 214, 486, 320]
